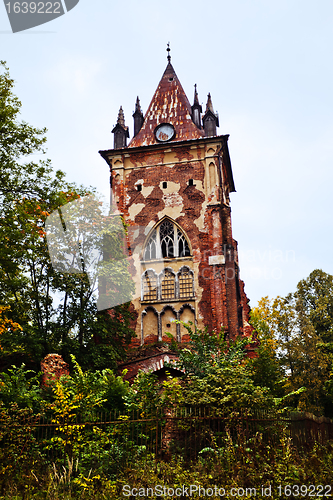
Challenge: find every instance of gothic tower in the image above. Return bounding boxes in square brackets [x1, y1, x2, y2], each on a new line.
[100, 52, 255, 379]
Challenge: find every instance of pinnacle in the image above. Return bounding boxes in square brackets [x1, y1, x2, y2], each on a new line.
[117, 106, 126, 127]
[206, 93, 214, 113]
[193, 84, 199, 106]
[135, 96, 142, 114]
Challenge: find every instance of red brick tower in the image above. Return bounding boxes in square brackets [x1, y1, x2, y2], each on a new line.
[100, 52, 255, 380]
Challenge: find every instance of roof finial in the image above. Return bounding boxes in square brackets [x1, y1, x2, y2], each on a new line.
[194, 84, 199, 105]
[166, 42, 171, 63]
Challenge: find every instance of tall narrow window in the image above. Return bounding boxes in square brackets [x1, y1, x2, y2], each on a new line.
[144, 230, 157, 260]
[160, 220, 174, 258]
[142, 270, 158, 300]
[178, 267, 194, 299]
[177, 230, 190, 257]
[161, 269, 176, 300]
[143, 219, 191, 261]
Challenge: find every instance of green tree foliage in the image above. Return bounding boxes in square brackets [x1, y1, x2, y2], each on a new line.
[50, 356, 130, 415]
[0, 62, 134, 369]
[296, 269, 333, 349]
[0, 364, 43, 411]
[167, 323, 272, 413]
[253, 270, 333, 416]
[0, 358, 130, 414]
[249, 299, 284, 395]
[0, 61, 48, 203]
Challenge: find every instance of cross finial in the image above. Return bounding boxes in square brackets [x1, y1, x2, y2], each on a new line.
[167, 42, 171, 62]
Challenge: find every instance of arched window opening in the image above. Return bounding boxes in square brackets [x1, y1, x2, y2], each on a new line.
[143, 219, 191, 260]
[177, 230, 190, 257]
[161, 269, 176, 300]
[179, 304, 195, 339]
[178, 267, 194, 299]
[160, 220, 174, 258]
[161, 306, 177, 340]
[144, 230, 157, 260]
[142, 270, 158, 300]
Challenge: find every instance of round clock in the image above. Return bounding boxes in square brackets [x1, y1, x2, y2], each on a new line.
[154, 123, 175, 142]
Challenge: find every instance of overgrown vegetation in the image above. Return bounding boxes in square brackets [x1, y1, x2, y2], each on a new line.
[250, 269, 333, 417]
[0, 356, 333, 499]
[2, 62, 333, 498]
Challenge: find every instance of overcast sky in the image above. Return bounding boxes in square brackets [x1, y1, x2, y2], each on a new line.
[1, 0, 333, 307]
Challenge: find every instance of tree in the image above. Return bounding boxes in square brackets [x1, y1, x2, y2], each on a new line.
[249, 298, 284, 396]
[167, 324, 272, 413]
[0, 62, 134, 370]
[296, 269, 333, 349]
[253, 270, 333, 416]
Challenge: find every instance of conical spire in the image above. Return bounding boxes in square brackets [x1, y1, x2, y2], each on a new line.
[117, 106, 126, 128]
[206, 93, 214, 113]
[135, 96, 142, 114]
[133, 96, 144, 137]
[202, 93, 219, 137]
[191, 84, 202, 129]
[193, 84, 199, 105]
[112, 106, 129, 149]
[128, 60, 204, 147]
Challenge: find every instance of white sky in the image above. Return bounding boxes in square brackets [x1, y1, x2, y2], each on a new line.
[1, 0, 333, 307]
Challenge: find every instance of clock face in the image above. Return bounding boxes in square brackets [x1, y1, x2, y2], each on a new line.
[155, 123, 175, 142]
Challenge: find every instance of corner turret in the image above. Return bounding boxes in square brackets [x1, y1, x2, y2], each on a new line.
[202, 93, 219, 137]
[112, 106, 129, 149]
[191, 84, 202, 129]
[133, 97, 144, 137]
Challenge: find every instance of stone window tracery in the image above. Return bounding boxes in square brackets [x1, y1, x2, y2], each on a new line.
[144, 230, 157, 261]
[143, 219, 190, 261]
[160, 220, 175, 258]
[177, 229, 190, 258]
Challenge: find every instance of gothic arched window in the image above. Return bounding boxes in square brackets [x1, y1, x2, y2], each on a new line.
[161, 269, 176, 300]
[160, 220, 175, 258]
[142, 270, 158, 300]
[144, 230, 157, 261]
[177, 230, 190, 258]
[178, 266, 194, 299]
[143, 219, 190, 260]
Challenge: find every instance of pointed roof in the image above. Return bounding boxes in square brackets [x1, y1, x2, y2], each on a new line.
[134, 96, 143, 115]
[193, 84, 200, 106]
[206, 93, 214, 113]
[128, 62, 204, 148]
[203, 93, 219, 129]
[117, 106, 126, 128]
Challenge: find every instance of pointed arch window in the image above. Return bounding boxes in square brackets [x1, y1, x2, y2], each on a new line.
[144, 230, 157, 261]
[143, 219, 190, 260]
[178, 267, 194, 299]
[141, 266, 194, 303]
[177, 229, 190, 258]
[160, 219, 175, 258]
[161, 269, 176, 300]
[142, 270, 158, 301]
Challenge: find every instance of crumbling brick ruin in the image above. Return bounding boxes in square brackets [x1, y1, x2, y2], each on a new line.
[100, 51, 256, 381]
[41, 353, 69, 386]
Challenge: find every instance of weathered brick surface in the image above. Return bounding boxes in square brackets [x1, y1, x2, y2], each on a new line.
[100, 62, 257, 381]
[118, 346, 181, 383]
